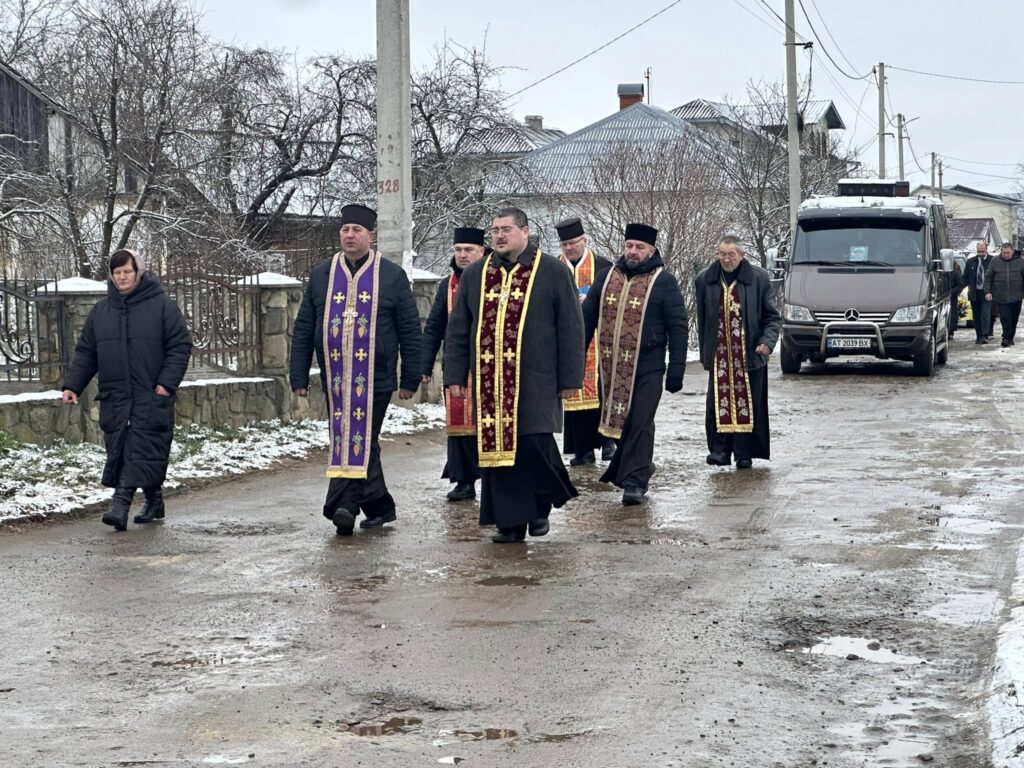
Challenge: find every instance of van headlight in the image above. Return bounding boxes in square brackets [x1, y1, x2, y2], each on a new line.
[891, 305, 927, 323]
[784, 304, 814, 322]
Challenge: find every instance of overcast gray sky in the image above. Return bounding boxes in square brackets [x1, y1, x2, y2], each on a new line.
[198, 0, 1024, 194]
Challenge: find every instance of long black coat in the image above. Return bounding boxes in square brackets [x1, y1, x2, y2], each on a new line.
[62, 273, 192, 488]
[963, 253, 993, 301]
[582, 252, 689, 385]
[421, 260, 463, 379]
[444, 246, 585, 435]
[290, 253, 422, 395]
[694, 258, 782, 372]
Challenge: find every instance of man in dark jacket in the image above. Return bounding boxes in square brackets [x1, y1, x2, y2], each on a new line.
[963, 240, 993, 343]
[62, 249, 192, 531]
[983, 241, 1024, 347]
[556, 216, 617, 467]
[582, 222, 688, 505]
[695, 236, 782, 470]
[290, 204, 422, 535]
[445, 207, 585, 543]
[421, 227, 487, 502]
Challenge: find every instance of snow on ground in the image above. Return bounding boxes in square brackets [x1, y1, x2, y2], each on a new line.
[0, 402, 445, 524]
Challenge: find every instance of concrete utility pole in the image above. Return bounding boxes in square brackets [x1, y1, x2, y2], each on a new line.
[375, 0, 413, 266]
[938, 159, 944, 200]
[897, 113, 905, 181]
[931, 152, 936, 192]
[784, 0, 801, 238]
[877, 62, 885, 178]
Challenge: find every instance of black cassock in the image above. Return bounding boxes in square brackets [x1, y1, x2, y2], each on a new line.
[444, 246, 585, 529]
[600, 370, 663, 489]
[704, 366, 771, 461]
[421, 268, 480, 486]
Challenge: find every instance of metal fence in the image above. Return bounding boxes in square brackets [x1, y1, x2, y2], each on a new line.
[0, 276, 66, 386]
[163, 270, 262, 374]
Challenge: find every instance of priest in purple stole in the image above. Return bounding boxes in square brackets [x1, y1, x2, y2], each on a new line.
[582, 223, 688, 506]
[444, 207, 585, 544]
[421, 227, 488, 502]
[290, 204, 423, 534]
[694, 235, 782, 470]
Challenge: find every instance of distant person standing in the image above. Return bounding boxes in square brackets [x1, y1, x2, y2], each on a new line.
[421, 227, 488, 502]
[555, 216, 617, 467]
[963, 241, 993, 344]
[984, 241, 1024, 347]
[61, 249, 192, 531]
[695, 236, 782, 470]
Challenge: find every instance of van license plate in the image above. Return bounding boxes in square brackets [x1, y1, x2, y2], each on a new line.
[827, 338, 872, 350]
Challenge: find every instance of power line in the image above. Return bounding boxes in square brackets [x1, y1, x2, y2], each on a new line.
[944, 164, 1021, 181]
[796, 0, 872, 80]
[887, 65, 1024, 86]
[807, 0, 859, 73]
[904, 130, 929, 176]
[506, 0, 687, 99]
[939, 154, 1022, 168]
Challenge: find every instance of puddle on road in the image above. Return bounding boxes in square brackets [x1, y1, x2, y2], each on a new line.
[185, 521, 299, 537]
[147, 639, 287, 671]
[923, 589, 1005, 626]
[342, 717, 423, 736]
[475, 576, 540, 587]
[795, 636, 927, 665]
[200, 756, 252, 765]
[436, 728, 519, 742]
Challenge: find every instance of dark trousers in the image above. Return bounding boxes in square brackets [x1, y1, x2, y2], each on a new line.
[442, 435, 480, 485]
[323, 391, 394, 520]
[969, 296, 991, 339]
[948, 294, 959, 335]
[996, 300, 1022, 342]
[600, 370, 662, 489]
[480, 434, 577, 530]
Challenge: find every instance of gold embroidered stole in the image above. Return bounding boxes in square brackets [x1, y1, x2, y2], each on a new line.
[560, 249, 600, 411]
[714, 278, 754, 433]
[596, 265, 662, 439]
[323, 251, 381, 478]
[445, 272, 475, 436]
[474, 252, 540, 467]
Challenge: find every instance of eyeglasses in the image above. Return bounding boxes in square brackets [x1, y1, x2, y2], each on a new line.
[489, 226, 520, 236]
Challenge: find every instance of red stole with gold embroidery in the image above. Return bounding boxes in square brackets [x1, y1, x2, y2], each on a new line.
[714, 278, 754, 433]
[445, 272, 475, 436]
[559, 249, 600, 412]
[474, 252, 540, 467]
[596, 265, 661, 439]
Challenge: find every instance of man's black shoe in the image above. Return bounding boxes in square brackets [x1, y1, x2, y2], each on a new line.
[569, 450, 596, 467]
[332, 508, 355, 536]
[101, 506, 129, 532]
[1011, 339, 1016, 346]
[492, 526, 526, 543]
[360, 510, 397, 529]
[601, 441, 617, 461]
[736, 458, 753, 470]
[976, 338, 986, 344]
[528, 518, 549, 537]
[706, 452, 730, 466]
[446, 483, 476, 502]
[1002, 339, 1011, 347]
[622, 486, 644, 506]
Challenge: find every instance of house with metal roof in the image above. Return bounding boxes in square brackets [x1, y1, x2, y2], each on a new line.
[912, 184, 1022, 248]
[947, 217, 1002, 254]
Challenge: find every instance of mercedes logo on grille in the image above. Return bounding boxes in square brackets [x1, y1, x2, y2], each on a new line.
[844, 308, 860, 321]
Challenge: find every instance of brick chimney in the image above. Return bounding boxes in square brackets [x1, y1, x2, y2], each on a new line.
[618, 83, 644, 110]
[524, 114, 543, 130]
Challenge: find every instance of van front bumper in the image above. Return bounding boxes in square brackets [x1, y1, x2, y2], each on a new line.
[783, 321, 932, 359]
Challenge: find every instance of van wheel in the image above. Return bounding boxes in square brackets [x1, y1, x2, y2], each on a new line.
[779, 339, 802, 374]
[912, 331, 936, 377]
[936, 324, 949, 365]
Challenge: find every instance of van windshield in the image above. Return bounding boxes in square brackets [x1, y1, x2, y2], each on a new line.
[793, 218, 926, 267]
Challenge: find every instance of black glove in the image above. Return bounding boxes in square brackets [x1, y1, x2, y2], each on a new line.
[665, 376, 683, 394]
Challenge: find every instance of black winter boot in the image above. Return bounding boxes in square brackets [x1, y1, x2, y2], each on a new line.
[134, 488, 165, 524]
[102, 487, 134, 531]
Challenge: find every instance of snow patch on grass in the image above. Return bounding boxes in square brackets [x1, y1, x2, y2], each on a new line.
[0, 402, 445, 524]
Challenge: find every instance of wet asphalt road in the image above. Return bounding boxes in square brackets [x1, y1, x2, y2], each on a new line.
[2, 333, 1024, 768]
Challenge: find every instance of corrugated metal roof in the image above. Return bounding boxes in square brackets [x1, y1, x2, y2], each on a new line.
[948, 217, 1001, 248]
[467, 124, 566, 156]
[512, 102, 693, 191]
[671, 98, 845, 130]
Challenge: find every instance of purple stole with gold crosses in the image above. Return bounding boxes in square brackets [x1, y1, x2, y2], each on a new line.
[323, 251, 381, 478]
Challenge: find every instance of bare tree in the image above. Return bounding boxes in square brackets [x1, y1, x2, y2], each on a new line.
[0, 0, 69, 73]
[551, 136, 732, 317]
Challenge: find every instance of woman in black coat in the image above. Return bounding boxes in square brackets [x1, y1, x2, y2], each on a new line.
[62, 250, 192, 531]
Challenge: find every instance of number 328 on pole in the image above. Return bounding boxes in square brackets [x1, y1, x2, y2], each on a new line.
[377, 179, 400, 195]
